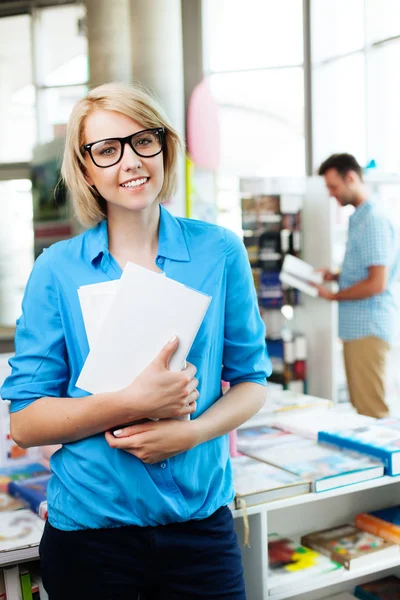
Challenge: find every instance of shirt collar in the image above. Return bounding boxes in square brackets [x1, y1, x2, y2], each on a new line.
[87, 203, 191, 264]
[349, 200, 372, 225]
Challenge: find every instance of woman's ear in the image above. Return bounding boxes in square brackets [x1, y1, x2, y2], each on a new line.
[84, 172, 94, 187]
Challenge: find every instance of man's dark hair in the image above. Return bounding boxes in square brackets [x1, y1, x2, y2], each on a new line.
[318, 153, 363, 180]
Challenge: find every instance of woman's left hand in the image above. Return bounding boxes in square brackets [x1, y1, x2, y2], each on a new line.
[104, 418, 199, 464]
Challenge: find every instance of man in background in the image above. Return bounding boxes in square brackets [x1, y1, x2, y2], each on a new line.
[316, 153, 399, 418]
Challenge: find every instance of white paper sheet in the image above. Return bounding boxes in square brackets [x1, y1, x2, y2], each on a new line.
[76, 262, 211, 395]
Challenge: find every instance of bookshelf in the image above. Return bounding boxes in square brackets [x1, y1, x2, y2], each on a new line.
[233, 474, 400, 600]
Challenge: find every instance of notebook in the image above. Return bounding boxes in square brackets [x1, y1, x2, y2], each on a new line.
[76, 262, 211, 394]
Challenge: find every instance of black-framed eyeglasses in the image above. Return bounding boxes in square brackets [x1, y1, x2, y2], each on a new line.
[81, 127, 165, 168]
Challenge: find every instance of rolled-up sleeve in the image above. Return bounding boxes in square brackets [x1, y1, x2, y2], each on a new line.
[1, 251, 69, 413]
[221, 229, 272, 386]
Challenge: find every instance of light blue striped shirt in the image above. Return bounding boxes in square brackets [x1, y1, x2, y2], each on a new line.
[1, 205, 271, 531]
[338, 201, 400, 343]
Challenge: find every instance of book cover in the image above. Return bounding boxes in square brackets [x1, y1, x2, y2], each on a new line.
[355, 505, 400, 545]
[301, 524, 398, 570]
[0, 463, 50, 493]
[242, 439, 384, 492]
[20, 569, 33, 600]
[267, 532, 342, 590]
[354, 575, 400, 599]
[318, 425, 400, 475]
[8, 474, 50, 520]
[0, 490, 25, 511]
[236, 425, 298, 454]
[0, 509, 45, 553]
[273, 410, 375, 440]
[231, 455, 311, 508]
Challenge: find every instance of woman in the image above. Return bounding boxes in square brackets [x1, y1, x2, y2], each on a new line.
[1, 81, 271, 599]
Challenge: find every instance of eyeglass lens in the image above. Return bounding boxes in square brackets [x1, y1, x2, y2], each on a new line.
[90, 130, 162, 166]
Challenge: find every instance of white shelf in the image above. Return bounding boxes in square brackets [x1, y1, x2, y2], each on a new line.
[232, 473, 400, 518]
[270, 555, 400, 600]
[0, 545, 39, 567]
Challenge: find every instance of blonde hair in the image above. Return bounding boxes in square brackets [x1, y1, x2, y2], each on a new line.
[61, 81, 183, 227]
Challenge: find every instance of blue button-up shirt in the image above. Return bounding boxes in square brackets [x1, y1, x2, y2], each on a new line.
[338, 201, 400, 343]
[1, 205, 271, 531]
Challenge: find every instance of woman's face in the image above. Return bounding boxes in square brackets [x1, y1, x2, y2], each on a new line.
[83, 108, 164, 216]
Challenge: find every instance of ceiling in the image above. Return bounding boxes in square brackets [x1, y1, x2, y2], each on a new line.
[0, 0, 77, 18]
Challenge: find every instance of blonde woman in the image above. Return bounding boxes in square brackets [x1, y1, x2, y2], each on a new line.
[1, 82, 271, 600]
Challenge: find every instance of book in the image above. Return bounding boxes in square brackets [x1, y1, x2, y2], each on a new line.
[301, 524, 398, 570]
[354, 575, 400, 599]
[273, 410, 375, 440]
[267, 532, 342, 591]
[77, 262, 211, 394]
[8, 474, 50, 520]
[0, 510, 45, 563]
[279, 254, 323, 298]
[0, 491, 25, 512]
[323, 595, 356, 600]
[236, 425, 298, 454]
[231, 455, 311, 508]
[318, 425, 400, 475]
[247, 390, 332, 423]
[355, 505, 400, 545]
[0, 463, 51, 493]
[20, 568, 33, 600]
[241, 438, 384, 492]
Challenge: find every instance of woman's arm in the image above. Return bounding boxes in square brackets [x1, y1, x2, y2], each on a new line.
[104, 381, 265, 464]
[11, 337, 199, 448]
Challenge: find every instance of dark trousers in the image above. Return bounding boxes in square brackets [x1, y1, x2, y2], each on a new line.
[39, 506, 246, 599]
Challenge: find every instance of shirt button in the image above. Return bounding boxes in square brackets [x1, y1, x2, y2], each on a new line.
[157, 257, 165, 266]
[160, 462, 167, 469]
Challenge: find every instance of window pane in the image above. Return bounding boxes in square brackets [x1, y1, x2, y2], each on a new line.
[366, 0, 400, 43]
[366, 41, 400, 173]
[204, 0, 303, 71]
[37, 85, 88, 144]
[311, 0, 364, 63]
[0, 181, 34, 327]
[0, 16, 35, 162]
[34, 4, 88, 86]
[210, 69, 305, 176]
[313, 53, 366, 170]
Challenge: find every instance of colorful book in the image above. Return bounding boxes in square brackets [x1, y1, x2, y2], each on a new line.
[354, 575, 400, 599]
[0, 463, 50, 493]
[236, 425, 297, 454]
[355, 505, 400, 544]
[8, 474, 50, 520]
[318, 425, 400, 475]
[301, 524, 398, 570]
[231, 455, 311, 508]
[267, 532, 342, 591]
[20, 569, 33, 600]
[241, 438, 384, 492]
[0, 509, 45, 551]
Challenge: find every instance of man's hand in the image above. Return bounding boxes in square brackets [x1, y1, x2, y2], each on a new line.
[105, 418, 199, 464]
[315, 268, 338, 282]
[314, 284, 336, 301]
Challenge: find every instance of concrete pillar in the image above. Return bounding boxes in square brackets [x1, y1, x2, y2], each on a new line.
[84, 0, 185, 216]
[85, 0, 132, 88]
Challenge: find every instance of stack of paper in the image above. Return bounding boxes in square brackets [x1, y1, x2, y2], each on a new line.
[76, 262, 211, 396]
[279, 254, 323, 297]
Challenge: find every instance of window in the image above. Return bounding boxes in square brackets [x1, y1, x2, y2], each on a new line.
[0, 15, 35, 162]
[203, 0, 305, 181]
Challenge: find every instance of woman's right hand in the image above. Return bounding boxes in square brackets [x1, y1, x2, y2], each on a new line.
[119, 336, 199, 420]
